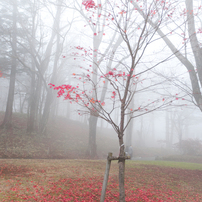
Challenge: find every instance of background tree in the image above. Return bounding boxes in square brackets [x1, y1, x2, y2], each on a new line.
[0, 0, 31, 128]
[12, 0, 74, 135]
[0, 0, 74, 135]
[0, 0, 18, 129]
[142, 0, 202, 112]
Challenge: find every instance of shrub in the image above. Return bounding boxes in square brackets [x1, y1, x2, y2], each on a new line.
[174, 139, 202, 156]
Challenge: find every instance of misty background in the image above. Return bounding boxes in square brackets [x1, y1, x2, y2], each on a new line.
[0, 0, 202, 159]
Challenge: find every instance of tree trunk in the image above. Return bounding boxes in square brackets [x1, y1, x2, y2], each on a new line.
[40, 1, 62, 134]
[169, 111, 174, 147]
[118, 136, 125, 202]
[125, 99, 135, 151]
[166, 111, 170, 148]
[139, 116, 144, 147]
[66, 102, 70, 119]
[26, 4, 38, 135]
[27, 77, 42, 134]
[26, 70, 36, 134]
[87, 114, 98, 158]
[151, 112, 155, 144]
[40, 89, 53, 134]
[185, 0, 202, 88]
[1, 1, 17, 129]
[125, 120, 133, 152]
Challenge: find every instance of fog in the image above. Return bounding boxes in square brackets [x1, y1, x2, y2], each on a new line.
[0, 0, 202, 159]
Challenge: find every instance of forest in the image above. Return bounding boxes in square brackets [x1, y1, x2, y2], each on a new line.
[0, 0, 202, 201]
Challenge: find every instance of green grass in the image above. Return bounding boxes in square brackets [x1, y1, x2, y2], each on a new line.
[129, 160, 202, 170]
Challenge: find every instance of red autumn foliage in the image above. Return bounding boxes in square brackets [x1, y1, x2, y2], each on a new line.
[82, 0, 96, 10]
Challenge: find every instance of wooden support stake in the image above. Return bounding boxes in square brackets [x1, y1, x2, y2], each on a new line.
[100, 153, 130, 202]
[100, 152, 112, 202]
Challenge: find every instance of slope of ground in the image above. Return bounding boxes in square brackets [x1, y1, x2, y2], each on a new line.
[0, 112, 119, 159]
[1, 112, 202, 163]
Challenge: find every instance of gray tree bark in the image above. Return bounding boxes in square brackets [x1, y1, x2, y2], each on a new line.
[166, 111, 170, 148]
[1, 1, 17, 129]
[26, 70, 37, 134]
[40, 2, 62, 134]
[26, 2, 41, 134]
[118, 116, 126, 201]
[88, 114, 98, 158]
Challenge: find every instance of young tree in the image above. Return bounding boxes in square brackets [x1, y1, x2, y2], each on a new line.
[51, 0, 182, 201]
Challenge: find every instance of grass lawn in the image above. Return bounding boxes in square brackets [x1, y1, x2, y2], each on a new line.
[0, 159, 202, 201]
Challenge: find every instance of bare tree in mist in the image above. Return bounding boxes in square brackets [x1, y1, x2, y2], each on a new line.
[147, 0, 202, 112]
[0, 0, 74, 135]
[25, 0, 64, 135]
[1, 1, 18, 129]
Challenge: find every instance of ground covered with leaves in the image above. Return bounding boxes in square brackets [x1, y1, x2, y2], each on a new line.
[0, 159, 202, 201]
[0, 112, 120, 159]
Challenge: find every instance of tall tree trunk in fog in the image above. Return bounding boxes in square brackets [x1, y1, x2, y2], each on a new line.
[26, 1, 64, 134]
[40, 89, 53, 134]
[166, 110, 170, 148]
[184, 121, 189, 139]
[169, 110, 174, 147]
[1, 1, 17, 129]
[88, 112, 98, 157]
[26, 65, 37, 134]
[87, 32, 100, 158]
[138, 116, 144, 147]
[26, 5, 40, 134]
[40, 2, 62, 134]
[88, 119, 98, 157]
[40, 38, 61, 134]
[27, 76, 43, 133]
[185, 0, 202, 109]
[149, 112, 155, 145]
[125, 102, 135, 151]
[125, 82, 136, 150]
[166, 111, 174, 148]
[125, 120, 133, 152]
